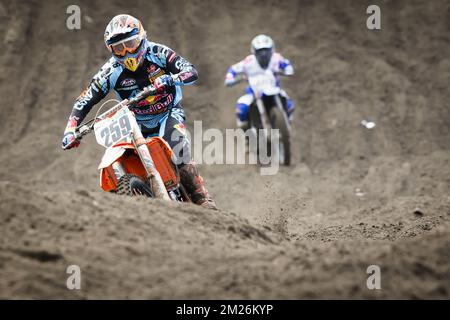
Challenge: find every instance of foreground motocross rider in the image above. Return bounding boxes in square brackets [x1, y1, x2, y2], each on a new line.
[61, 14, 217, 210]
[225, 34, 294, 129]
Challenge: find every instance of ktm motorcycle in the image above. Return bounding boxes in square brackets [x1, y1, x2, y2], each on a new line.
[73, 84, 191, 202]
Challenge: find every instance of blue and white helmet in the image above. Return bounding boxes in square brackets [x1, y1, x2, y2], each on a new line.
[251, 34, 274, 69]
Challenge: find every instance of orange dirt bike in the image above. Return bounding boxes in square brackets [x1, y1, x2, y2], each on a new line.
[73, 84, 191, 202]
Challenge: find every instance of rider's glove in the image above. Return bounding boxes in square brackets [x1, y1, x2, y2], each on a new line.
[154, 75, 174, 91]
[61, 131, 80, 150]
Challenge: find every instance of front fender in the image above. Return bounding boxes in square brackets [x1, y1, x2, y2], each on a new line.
[98, 146, 127, 170]
[262, 87, 281, 96]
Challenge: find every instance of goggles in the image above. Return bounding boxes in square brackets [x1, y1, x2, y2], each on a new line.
[109, 34, 142, 57]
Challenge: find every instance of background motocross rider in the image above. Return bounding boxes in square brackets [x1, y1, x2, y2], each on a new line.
[224, 34, 294, 129]
[61, 14, 217, 210]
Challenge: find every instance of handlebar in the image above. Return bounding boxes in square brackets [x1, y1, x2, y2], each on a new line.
[74, 84, 159, 140]
[225, 72, 291, 88]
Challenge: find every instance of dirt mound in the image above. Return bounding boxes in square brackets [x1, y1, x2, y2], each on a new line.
[0, 181, 278, 299]
[1, 182, 449, 299]
[0, 0, 449, 298]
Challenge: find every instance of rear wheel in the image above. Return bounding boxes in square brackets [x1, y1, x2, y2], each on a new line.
[270, 107, 291, 166]
[117, 174, 153, 197]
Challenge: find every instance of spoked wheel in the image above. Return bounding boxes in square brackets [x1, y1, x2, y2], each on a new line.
[117, 174, 153, 197]
[269, 107, 291, 166]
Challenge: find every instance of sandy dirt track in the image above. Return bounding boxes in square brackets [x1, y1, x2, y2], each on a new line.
[0, 0, 449, 299]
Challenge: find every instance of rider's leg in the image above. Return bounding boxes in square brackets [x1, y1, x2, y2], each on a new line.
[160, 105, 217, 210]
[235, 93, 254, 130]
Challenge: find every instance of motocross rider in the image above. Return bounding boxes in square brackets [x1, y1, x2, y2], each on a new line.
[61, 14, 217, 210]
[224, 34, 294, 129]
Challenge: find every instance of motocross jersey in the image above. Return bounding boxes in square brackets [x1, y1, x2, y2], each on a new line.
[68, 40, 198, 131]
[225, 52, 294, 87]
[225, 52, 294, 125]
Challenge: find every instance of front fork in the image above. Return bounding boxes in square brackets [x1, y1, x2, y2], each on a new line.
[133, 135, 171, 201]
[256, 97, 271, 131]
[256, 95, 291, 131]
[274, 94, 291, 131]
[126, 114, 171, 201]
[112, 161, 126, 180]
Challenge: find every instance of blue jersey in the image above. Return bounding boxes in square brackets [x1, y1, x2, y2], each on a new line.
[68, 40, 198, 130]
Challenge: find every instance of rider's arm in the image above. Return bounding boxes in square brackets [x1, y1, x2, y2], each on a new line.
[276, 53, 294, 76]
[225, 59, 246, 87]
[152, 43, 198, 86]
[64, 60, 114, 132]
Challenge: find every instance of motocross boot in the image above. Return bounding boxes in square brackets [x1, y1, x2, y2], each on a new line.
[179, 161, 218, 210]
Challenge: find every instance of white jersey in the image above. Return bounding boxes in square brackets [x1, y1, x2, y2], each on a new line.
[225, 53, 294, 86]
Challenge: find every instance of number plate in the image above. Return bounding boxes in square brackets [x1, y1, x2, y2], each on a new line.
[248, 72, 277, 96]
[94, 108, 133, 148]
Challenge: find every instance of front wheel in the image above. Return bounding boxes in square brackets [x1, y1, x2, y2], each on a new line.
[117, 174, 153, 197]
[270, 107, 291, 166]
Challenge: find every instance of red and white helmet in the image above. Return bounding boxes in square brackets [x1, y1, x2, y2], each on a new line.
[104, 14, 148, 72]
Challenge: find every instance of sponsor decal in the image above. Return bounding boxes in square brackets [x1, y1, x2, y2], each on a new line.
[92, 79, 102, 92]
[133, 103, 167, 115]
[124, 57, 140, 72]
[100, 67, 111, 78]
[164, 179, 175, 187]
[137, 93, 167, 107]
[120, 78, 137, 87]
[153, 44, 174, 61]
[74, 86, 93, 109]
[132, 93, 173, 115]
[174, 123, 186, 135]
[174, 57, 189, 70]
[148, 69, 165, 83]
[179, 71, 193, 82]
[147, 64, 162, 77]
[147, 64, 156, 74]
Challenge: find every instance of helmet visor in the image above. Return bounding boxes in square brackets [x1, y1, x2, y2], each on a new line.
[110, 35, 142, 57]
[255, 48, 272, 69]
